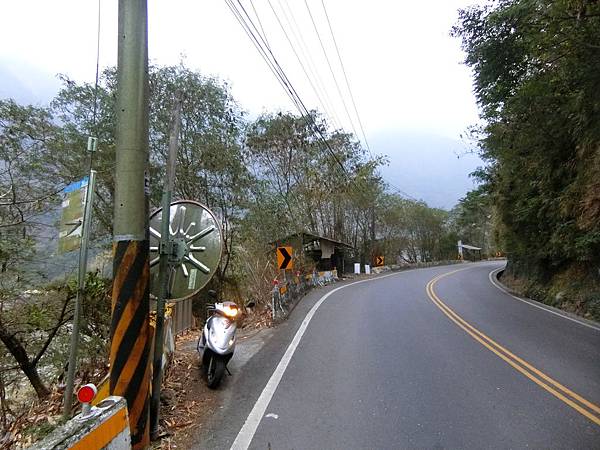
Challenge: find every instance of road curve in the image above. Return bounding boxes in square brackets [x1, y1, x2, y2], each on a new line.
[194, 262, 600, 449]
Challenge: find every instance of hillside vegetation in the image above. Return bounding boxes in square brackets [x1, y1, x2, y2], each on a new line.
[453, 0, 600, 319]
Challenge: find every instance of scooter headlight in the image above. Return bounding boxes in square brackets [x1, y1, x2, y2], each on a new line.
[222, 304, 238, 319]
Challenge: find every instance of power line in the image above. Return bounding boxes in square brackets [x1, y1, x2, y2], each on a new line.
[228, 0, 302, 109]
[224, 1, 418, 202]
[320, 0, 372, 157]
[265, 0, 340, 132]
[229, 0, 314, 119]
[224, 0, 304, 114]
[224, 0, 348, 175]
[249, 0, 271, 50]
[307, 3, 415, 200]
[88, 0, 102, 172]
[386, 181, 419, 202]
[279, 0, 343, 130]
[91, 0, 101, 129]
[303, 0, 360, 143]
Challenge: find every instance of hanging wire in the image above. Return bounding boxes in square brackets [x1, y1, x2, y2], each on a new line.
[223, 0, 419, 201]
[225, 0, 348, 175]
[87, 0, 102, 174]
[303, 0, 360, 143]
[91, 0, 101, 128]
[281, 0, 343, 129]
[320, 0, 373, 158]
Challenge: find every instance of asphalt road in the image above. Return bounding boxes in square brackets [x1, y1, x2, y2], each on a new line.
[194, 262, 600, 449]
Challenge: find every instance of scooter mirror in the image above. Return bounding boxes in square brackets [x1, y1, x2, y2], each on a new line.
[245, 300, 256, 309]
[207, 290, 217, 299]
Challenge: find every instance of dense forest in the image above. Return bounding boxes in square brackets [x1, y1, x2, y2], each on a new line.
[453, 0, 600, 319]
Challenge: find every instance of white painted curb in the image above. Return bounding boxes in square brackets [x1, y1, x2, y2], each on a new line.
[489, 268, 600, 332]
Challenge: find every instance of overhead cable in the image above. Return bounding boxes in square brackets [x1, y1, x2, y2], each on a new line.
[224, 0, 305, 114]
[224, 0, 348, 175]
[320, 0, 372, 157]
[279, 0, 343, 130]
[224, 0, 418, 202]
[303, 0, 360, 143]
[266, 0, 340, 131]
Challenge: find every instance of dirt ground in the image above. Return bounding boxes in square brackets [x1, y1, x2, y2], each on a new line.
[151, 331, 219, 450]
[2, 333, 214, 450]
[1, 307, 272, 449]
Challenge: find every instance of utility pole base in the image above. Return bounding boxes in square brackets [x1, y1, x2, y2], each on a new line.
[109, 240, 151, 450]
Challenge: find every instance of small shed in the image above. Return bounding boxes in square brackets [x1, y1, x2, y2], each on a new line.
[457, 240, 482, 261]
[271, 232, 353, 272]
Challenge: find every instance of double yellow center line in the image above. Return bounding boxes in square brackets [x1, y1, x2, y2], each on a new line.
[426, 269, 600, 426]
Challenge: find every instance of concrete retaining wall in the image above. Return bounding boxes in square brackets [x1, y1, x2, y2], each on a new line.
[31, 396, 130, 450]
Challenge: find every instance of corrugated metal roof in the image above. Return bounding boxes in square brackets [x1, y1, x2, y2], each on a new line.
[271, 231, 354, 249]
[459, 243, 482, 250]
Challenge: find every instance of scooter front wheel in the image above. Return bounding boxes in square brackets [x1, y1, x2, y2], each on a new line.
[206, 354, 226, 389]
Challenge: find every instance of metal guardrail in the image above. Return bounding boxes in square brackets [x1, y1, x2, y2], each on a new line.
[151, 297, 193, 336]
[271, 270, 338, 321]
[168, 297, 193, 335]
[169, 262, 467, 330]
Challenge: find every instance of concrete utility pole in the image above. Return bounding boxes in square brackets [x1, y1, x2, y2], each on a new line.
[109, 0, 151, 448]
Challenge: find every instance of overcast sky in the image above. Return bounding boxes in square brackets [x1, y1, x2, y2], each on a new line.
[0, 0, 483, 207]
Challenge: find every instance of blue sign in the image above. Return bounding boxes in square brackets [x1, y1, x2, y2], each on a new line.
[64, 177, 89, 194]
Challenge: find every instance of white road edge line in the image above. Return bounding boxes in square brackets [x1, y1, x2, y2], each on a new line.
[230, 270, 406, 450]
[488, 268, 600, 332]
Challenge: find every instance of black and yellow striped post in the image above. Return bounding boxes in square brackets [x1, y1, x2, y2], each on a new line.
[110, 0, 151, 448]
[110, 242, 150, 448]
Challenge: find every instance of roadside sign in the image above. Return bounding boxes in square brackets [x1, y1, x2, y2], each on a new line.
[374, 255, 384, 267]
[277, 246, 293, 270]
[58, 177, 88, 254]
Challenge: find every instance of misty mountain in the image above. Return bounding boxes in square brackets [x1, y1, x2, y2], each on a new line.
[0, 59, 59, 105]
[372, 132, 483, 210]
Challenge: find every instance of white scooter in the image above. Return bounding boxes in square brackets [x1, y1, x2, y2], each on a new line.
[197, 292, 239, 389]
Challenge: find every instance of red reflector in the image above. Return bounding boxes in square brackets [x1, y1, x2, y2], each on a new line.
[77, 384, 97, 403]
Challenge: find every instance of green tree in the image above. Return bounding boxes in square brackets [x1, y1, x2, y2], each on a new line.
[244, 110, 385, 265]
[49, 72, 117, 233]
[0, 100, 65, 399]
[0, 63, 251, 399]
[453, 0, 600, 280]
[148, 65, 252, 284]
[450, 186, 494, 255]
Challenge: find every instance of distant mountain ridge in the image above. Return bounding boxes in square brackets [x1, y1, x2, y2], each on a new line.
[372, 132, 483, 209]
[0, 59, 60, 105]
